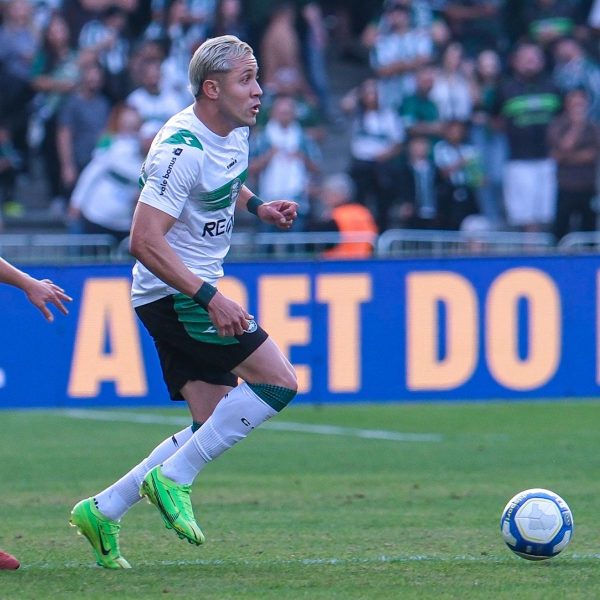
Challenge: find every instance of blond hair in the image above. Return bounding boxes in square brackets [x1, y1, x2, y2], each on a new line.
[188, 35, 254, 98]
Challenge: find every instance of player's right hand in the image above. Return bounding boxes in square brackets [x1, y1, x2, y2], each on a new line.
[208, 292, 254, 337]
[24, 278, 72, 322]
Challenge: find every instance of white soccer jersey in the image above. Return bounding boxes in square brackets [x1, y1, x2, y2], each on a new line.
[131, 105, 249, 307]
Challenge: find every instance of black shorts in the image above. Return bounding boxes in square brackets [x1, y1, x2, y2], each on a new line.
[135, 294, 268, 400]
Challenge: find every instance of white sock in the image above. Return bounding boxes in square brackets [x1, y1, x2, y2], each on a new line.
[94, 426, 195, 521]
[161, 382, 277, 485]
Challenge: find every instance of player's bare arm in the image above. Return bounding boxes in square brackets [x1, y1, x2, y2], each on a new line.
[0, 257, 72, 322]
[238, 185, 298, 229]
[130, 202, 252, 337]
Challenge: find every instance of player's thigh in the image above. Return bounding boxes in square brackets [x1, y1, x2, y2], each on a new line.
[233, 337, 297, 389]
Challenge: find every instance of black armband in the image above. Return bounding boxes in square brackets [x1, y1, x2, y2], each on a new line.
[247, 195, 265, 216]
[192, 282, 217, 309]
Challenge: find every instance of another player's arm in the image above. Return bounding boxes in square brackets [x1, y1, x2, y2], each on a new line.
[237, 185, 298, 229]
[129, 203, 252, 337]
[0, 257, 72, 321]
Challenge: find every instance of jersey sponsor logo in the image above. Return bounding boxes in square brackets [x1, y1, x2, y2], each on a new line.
[202, 215, 234, 237]
[159, 156, 178, 196]
[226, 157, 238, 169]
[173, 147, 183, 156]
[202, 325, 217, 334]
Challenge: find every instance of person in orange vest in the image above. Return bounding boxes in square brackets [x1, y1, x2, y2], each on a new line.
[312, 173, 378, 258]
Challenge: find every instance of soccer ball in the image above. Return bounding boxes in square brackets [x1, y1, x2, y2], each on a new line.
[500, 488, 574, 561]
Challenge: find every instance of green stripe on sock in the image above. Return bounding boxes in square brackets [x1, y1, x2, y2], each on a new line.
[191, 421, 203, 432]
[248, 384, 296, 412]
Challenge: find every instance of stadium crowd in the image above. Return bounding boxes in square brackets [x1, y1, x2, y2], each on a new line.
[1, 0, 600, 250]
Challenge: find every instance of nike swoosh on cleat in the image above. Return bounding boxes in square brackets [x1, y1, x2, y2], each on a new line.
[152, 478, 180, 524]
[97, 526, 111, 556]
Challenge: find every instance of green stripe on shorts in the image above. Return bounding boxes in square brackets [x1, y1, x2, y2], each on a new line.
[173, 293, 239, 345]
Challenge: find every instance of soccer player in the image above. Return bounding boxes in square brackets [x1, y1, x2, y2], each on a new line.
[0, 256, 72, 570]
[70, 35, 299, 569]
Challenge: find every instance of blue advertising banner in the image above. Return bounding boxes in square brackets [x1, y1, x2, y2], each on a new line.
[0, 256, 598, 408]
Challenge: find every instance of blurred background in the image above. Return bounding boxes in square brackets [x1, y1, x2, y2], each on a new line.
[0, 0, 599, 260]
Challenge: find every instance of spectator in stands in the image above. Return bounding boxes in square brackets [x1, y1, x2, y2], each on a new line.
[300, 2, 334, 124]
[439, 0, 506, 57]
[68, 105, 146, 243]
[341, 77, 405, 232]
[57, 61, 111, 196]
[430, 41, 473, 123]
[393, 134, 440, 229]
[249, 95, 321, 232]
[495, 42, 562, 231]
[128, 39, 166, 89]
[208, 0, 250, 44]
[524, 0, 579, 50]
[30, 13, 82, 214]
[0, 0, 38, 164]
[470, 48, 507, 227]
[433, 120, 482, 230]
[62, 0, 139, 48]
[257, 66, 325, 142]
[369, 2, 433, 110]
[310, 173, 378, 259]
[260, 3, 309, 92]
[553, 37, 600, 124]
[78, 5, 131, 102]
[398, 65, 444, 140]
[125, 58, 184, 125]
[548, 88, 600, 242]
[154, 0, 207, 109]
[0, 123, 23, 223]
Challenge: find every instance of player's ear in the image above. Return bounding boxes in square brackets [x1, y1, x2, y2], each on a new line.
[202, 78, 220, 100]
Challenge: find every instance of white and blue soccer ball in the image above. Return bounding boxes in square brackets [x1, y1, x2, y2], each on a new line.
[500, 488, 574, 561]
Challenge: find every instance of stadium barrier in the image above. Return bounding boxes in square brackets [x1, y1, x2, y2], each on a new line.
[0, 229, 565, 263]
[0, 254, 599, 409]
[376, 229, 555, 257]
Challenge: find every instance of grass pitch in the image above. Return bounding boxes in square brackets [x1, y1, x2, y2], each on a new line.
[1, 401, 600, 599]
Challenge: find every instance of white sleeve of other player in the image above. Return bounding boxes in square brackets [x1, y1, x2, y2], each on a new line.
[138, 144, 199, 219]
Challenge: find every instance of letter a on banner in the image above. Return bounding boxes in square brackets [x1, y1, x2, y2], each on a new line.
[68, 278, 147, 397]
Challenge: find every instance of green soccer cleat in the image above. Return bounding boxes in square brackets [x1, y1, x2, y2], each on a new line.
[141, 466, 205, 546]
[70, 498, 131, 569]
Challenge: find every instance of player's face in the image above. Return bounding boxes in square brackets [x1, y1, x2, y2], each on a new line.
[217, 55, 262, 129]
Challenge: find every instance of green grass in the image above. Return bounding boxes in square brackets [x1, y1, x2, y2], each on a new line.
[1, 401, 600, 599]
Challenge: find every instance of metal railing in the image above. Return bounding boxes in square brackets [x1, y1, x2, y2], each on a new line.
[557, 232, 600, 252]
[376, 229, 556, 257]
[1, 228, 598, 264]
[0, 233, 123, 263]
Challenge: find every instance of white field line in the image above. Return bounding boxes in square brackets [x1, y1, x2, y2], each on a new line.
[61, 409, 442, 443]
[19, 552, 599, 570]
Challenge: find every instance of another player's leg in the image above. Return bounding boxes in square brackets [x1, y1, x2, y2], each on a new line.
[0, 549, 20, 570]
[143, 338, 297, 543]
[70, 424, 202, 568]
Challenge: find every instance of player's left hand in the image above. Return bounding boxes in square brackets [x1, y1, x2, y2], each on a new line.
[257, 200, 298, 230]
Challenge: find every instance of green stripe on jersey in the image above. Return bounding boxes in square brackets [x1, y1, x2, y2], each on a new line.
[162, 129, 203, 150]
[173, 294, 239, 345]
[191, 169, 248, 212]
